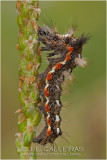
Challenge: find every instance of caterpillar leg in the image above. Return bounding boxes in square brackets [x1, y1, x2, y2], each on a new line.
[33, 126, 48, 145]
[41, 46, 54, 51]
[47, 52, 59, 57]
[41, 47, 49, 51]
[38, 105, 45, 114]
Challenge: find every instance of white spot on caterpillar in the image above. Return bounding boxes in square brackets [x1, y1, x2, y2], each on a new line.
[75, 57, 87, 67]
[62, 34, 70, 37]
[55, 115, 60, 122]
[56, 85, 60, 90]
[57, 128, 60, 135]
[50, 69, 55, 73]
[45, 83, 49, 89]
[46, 99, 49, 104]
[47, 114, 50, 118]
[61, 61, 66, 65]
[56, 100, 60, 106]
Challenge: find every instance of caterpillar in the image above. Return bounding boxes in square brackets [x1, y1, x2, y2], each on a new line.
[33, 25, 89, 145]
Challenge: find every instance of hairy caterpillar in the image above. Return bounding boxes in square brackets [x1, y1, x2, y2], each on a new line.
[33, 25, 89, 145]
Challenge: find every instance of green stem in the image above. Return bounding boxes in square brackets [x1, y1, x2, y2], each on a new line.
[15, 0, 41, 159]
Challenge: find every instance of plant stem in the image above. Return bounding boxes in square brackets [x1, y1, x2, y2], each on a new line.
[16, 0, 41, 159]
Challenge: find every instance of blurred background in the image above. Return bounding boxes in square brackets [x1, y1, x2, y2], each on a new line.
[1, 1, 106, 159]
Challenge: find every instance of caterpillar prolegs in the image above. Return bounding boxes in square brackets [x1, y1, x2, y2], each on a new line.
[33, 26, 89, 145]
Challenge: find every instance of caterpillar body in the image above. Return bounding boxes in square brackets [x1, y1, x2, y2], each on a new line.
[33, 25, 89, 145]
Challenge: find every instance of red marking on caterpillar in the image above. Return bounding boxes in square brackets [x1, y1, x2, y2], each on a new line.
[46, 72, 52, 81]
[33, 23, 89, 145]
[45, 103, 50, 112]
[54, 62, 62, 70]
[47, 116, 51, 125]
[47, 126, 52, 135]
[44, 87, 49, 97]
[67, 46, 74, 52]
[65, 52, 71, 61]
